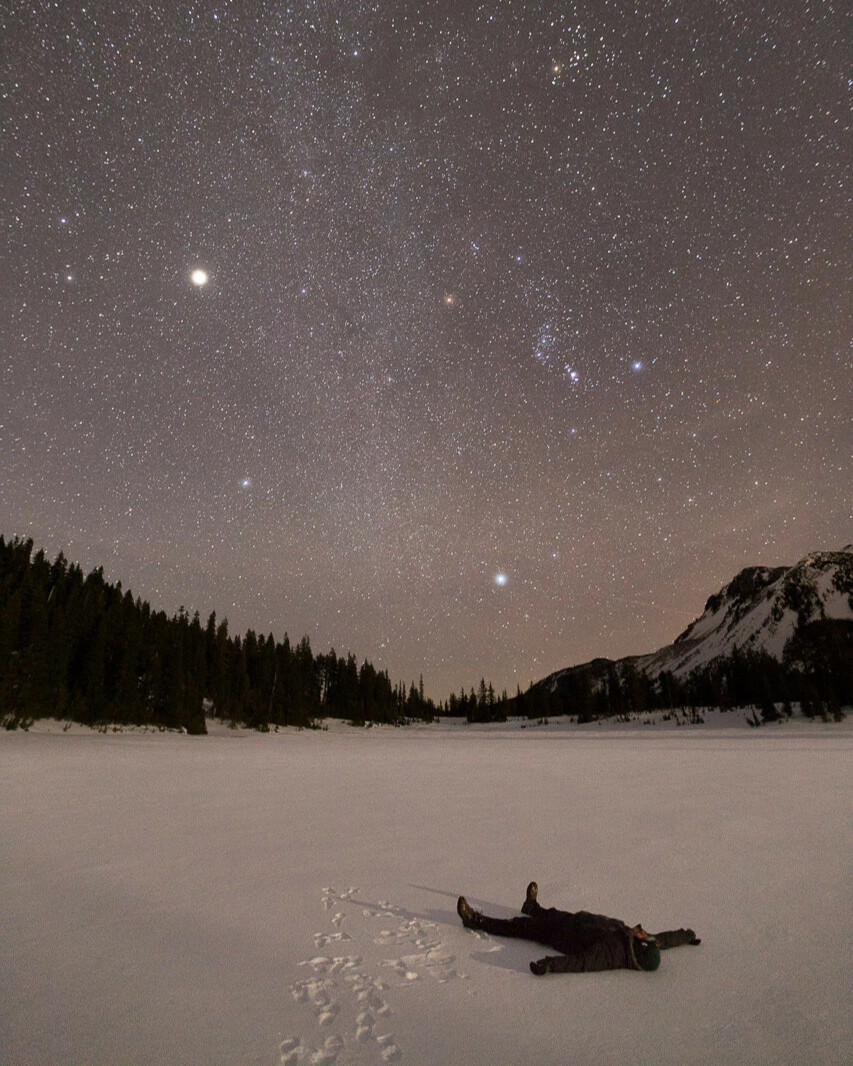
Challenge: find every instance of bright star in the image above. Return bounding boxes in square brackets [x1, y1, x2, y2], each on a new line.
[495, 572, 508, 586]
[632, 360, 643, 371]
[240, 477, 252, 488]
[190, 269, 209, 286]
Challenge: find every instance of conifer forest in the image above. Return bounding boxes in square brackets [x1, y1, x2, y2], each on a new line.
[1, 536, 849, 732]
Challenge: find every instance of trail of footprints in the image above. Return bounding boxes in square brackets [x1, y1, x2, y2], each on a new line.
[281, 886, 466, 1064]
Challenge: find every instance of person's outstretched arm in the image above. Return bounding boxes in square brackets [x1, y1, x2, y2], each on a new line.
[531, 953, 588, 974]
[530, 944, 625, 974]
[653, 928, 701, 949]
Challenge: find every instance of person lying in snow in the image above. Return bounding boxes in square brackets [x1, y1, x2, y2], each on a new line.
[457, 882, 701, 974]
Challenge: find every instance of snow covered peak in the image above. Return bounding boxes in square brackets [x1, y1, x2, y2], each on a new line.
[643, 549, 853, 678]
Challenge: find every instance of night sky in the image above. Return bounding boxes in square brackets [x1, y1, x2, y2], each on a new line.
[3, 1, 850, 698]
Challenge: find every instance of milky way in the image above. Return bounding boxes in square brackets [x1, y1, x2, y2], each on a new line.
[2, 1, 850, 697]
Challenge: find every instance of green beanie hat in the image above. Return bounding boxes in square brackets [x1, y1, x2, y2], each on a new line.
[632, 936, 661, 972]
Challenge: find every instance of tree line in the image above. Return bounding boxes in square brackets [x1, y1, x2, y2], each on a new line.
[516, 625, 852, 723]
[0, 536, 442, 731]
[2, 536, 849, 731]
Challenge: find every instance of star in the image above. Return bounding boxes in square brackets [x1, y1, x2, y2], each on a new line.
[5, 0, 847, 707]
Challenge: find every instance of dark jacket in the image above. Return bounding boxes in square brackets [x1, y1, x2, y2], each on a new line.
[527, 907, 633, 971]
[529, 907, 697, 972]
[461, 895, 700, 973]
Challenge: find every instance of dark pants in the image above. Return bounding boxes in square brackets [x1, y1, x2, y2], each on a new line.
[472, 907, 569, 947]
[471, 904, 623, 956]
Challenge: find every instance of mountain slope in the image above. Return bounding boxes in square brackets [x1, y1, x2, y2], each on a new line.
[639, 547, 853, 678]
[540, 547, 853, 696]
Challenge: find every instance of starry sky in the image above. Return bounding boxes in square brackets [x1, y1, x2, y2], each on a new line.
[2, 1, 850, 699]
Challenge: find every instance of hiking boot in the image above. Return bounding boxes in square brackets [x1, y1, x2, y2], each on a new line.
[457, 896, 480, 928]
[521, 881, 539, 916]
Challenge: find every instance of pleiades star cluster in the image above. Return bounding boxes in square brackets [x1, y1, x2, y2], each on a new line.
[2, 1, 850, 697]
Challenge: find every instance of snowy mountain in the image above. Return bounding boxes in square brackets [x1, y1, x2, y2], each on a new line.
[542, 547, 853, 694]
[639, 546, 853, 678]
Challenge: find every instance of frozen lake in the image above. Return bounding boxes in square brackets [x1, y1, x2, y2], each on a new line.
[2, 718, 851, 1066]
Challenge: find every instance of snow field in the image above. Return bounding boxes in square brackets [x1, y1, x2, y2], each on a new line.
[1, 719, 851, 1065]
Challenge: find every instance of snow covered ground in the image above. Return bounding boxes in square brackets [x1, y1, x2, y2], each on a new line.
[2, 716, 851, 1066]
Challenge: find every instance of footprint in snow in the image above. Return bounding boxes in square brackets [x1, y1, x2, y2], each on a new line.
[314, 930, 353, 948]
[383, 958, 419, 982]
[279, 1035, 302, 1062]
[279, 1034, 345, 1065]
[289, 975, 340, 1025]
[301, 956, 332, 974]
[384, 947, 458, 984]
[376, 1033, 402, 1062]
[295, 887, 490, 1062]
[350, 977, 391, 1016]
[327, 954, 362, 974]
[355, 1008, 375, 1043]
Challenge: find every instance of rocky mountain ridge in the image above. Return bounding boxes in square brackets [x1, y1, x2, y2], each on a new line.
[542, 546, 853, 696]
